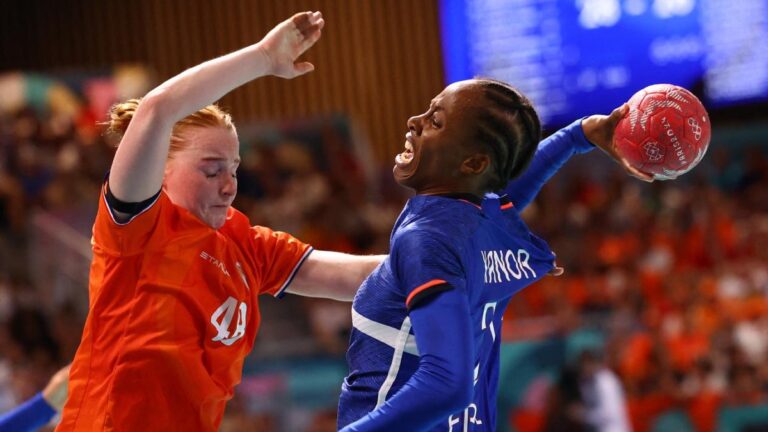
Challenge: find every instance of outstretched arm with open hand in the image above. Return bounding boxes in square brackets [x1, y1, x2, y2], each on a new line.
[504, 104, 653, 211]
[109, 11, 325, 204]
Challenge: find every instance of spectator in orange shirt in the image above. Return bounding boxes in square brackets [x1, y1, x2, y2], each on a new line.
[56, 12, 384, 432]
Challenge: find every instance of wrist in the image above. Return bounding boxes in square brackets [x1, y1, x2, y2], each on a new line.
[580, 116, 599, 145]
[246, 42, 274, 77]
[573, 117, 597, 153]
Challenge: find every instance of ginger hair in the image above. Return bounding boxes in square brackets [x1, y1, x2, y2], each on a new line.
[106, 98, 235, 158]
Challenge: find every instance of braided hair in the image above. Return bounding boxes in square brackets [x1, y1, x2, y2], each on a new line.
[471, 78, 542, 192]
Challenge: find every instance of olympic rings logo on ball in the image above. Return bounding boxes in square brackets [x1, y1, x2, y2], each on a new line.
[688, 117, 702, 141]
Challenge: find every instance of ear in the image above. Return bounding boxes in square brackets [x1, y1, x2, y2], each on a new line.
[460, 153, 490, 175]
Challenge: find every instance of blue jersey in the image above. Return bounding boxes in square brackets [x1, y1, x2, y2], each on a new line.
[338, 119, 595, 431]
[339, 194, 555, 431]
[0, 392, 56, 432]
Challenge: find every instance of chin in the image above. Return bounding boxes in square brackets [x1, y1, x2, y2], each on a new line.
[199, 212, 223, 229]
[393, 166, 415, 187]
[209, 216, 226, 229]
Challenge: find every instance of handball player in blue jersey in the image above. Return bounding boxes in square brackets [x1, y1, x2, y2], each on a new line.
[337, 79, 651, 432]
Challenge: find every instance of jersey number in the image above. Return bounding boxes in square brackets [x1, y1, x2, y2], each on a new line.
[210, 296, 247, 346]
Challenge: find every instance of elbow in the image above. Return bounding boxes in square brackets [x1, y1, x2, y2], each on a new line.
[139, 89, 181, 122]
[438, 370, 474, 414]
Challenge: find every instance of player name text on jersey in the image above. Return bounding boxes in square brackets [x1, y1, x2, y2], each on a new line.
[481, 248, 537, 283]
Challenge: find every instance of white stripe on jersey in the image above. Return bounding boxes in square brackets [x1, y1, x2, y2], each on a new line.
[375, 316, 413, 408]
[351, 308, 419, 356]
[274, 247, 315, 298]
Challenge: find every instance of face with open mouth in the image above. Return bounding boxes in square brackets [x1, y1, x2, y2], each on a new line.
[393, 81, 486, 194]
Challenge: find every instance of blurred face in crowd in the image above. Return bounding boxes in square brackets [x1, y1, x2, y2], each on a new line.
[163, 126, 240, 229]
[394, 80, 490, 195]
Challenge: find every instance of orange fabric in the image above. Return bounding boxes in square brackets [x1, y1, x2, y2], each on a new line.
[57, 188, 311, 432]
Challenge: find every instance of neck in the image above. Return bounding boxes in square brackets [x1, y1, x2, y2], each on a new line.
[416, 183, 484, 198]
[432, 192, 483, 205]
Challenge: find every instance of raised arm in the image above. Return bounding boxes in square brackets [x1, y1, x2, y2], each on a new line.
[109, 11, 324, 203]
[288, 251, 386, 301]
[503, 105, 652, 210]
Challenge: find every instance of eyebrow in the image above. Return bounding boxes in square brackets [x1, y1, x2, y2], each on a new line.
[428, 101, 444, 113]
[200, 156, 241, 164]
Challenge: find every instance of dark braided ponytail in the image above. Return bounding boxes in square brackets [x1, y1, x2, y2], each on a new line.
[472, 78, 542, 192]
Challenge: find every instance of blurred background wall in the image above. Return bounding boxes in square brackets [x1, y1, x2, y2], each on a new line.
[0, 0, 446, 165]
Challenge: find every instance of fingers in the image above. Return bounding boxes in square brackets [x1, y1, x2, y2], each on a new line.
[299, 24, 323, 52]
[620, 157, 655, 182]
[548, 254, 564, 276]
[275, 11, 322, 78]
[293, 11, 324, 38]
[548, 266, 564, 276]
[292, 11, 324, 58]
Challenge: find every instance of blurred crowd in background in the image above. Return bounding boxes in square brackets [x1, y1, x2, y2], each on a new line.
[1, 78, 767, 431]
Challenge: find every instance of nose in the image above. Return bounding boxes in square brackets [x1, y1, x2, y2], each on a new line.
[221, 174, 237, 197]
[407, 114, 423, 136]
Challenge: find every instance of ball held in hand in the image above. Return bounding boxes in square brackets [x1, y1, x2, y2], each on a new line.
[613, 84, 711, 180]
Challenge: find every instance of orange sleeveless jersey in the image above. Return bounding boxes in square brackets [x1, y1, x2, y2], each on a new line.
[56, 187, 312, 431]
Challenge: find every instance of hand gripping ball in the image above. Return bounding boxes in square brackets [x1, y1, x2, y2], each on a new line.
[613, 84, 711, 180]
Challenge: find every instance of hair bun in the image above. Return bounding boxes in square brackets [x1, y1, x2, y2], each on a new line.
[106, 98, 141, 137]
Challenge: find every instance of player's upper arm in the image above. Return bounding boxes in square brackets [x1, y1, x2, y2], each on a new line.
[247, 225, 313, 297]
[393, 228, 466, 309]
[108, 93, 177, 203]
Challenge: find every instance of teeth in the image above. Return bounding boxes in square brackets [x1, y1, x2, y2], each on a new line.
[405, 142, 413, 151]
[395, 150, 414, 165]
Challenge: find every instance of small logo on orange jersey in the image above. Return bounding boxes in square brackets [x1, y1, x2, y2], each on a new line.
[200, 251, 230, 277]
[235, 261, 250, 291]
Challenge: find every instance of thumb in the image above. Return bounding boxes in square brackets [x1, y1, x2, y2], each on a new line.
[608, 103, 629, 124]
[292, 61, 315, 76]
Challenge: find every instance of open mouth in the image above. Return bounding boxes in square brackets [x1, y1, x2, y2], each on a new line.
[395, 133, 415, 166]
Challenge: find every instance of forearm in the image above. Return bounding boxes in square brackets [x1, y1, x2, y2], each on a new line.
[147, 44, 271, 122]
[0, 392, 56, 432]
[287, 251, 385, 301]
[503, 119, 594, 210]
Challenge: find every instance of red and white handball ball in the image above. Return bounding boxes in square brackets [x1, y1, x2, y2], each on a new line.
[613, 84, 711, 180]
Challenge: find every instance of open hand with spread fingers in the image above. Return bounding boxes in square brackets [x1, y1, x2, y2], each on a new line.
[260, 11, 325, 79]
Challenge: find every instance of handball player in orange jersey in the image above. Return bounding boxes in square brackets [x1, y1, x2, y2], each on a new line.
[56, 11, 382, 431]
